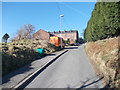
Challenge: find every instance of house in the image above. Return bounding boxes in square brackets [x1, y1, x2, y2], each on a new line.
[33, 29, 79, 45]
[33, 29, 51, 40]
[49, 30, 79, 44]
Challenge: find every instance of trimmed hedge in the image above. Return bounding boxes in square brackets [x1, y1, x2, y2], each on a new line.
[84, 2, 120, 42]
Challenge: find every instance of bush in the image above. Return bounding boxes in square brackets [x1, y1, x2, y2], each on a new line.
[84, 2, 120, 42]
[2, 47, 39, 76]
[1, 39, 57, 76]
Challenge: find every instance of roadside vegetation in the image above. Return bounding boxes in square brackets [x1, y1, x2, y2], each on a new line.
[1, 39, 57, 76]
[84, 2, 120, 42]
[85, 37, 120, 88]
[84, 2, 120, 88]
[1, 24, 57, 76]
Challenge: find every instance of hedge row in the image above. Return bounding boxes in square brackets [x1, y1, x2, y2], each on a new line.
[84, 2, 120, 42]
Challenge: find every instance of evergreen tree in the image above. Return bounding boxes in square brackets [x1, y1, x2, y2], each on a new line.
[84, 2, 120, 42]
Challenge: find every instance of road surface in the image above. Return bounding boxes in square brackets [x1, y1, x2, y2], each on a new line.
[26, 45, 103, 88]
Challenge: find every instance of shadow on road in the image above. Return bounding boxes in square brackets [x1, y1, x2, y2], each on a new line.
[2, 54, 49, 84]
[76, 77, 104, 89]
[2, 64, 34, 84]
[46, 54, 56, 56]
[2, 50, 65, 86]
[15, 50, 68, 89]
[65, 46, 78, 50]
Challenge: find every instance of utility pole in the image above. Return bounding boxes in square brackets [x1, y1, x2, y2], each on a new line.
[60, 15, 64, 48]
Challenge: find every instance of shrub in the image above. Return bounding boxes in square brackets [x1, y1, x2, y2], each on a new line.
[2, 47, 39, 76]
[84, 2, 120, 42]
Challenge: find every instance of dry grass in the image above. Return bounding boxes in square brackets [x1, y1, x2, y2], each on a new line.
[85, 36, 120, 88]
[86, 37, 118, 57]
[1, 39, 57, 76]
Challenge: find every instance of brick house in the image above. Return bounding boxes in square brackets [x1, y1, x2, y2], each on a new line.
[49, 30, 79, 44]
[33, 29, 51, 40]
[33, 29, 79, 44]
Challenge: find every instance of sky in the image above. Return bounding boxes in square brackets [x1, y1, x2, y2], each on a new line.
[2, 2, 96, 40]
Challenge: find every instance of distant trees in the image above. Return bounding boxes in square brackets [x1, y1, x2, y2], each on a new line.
[12, 24, 35, 41]
[84, 2, 120, 42]
[78, 37, 84, 44]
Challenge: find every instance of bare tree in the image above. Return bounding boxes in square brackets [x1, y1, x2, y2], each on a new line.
[24, 24, 35, 39]
[11, 24, 35, 41]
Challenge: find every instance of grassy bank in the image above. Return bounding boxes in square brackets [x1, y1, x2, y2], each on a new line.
[84, 36, 120, 88]
[1, 39, 57, 76]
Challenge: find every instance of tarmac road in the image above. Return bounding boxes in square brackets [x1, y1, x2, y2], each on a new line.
[26, 45, 103, 88]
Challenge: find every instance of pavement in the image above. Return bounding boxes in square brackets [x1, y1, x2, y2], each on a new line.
[25, 45, 103, 88]
[2, 45, 104, 89]
[2, 49, 68, 88]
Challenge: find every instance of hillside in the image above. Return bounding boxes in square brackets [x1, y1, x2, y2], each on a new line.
[83, 2, 120, 88]
[1, 39, 57, 76]
[85, 36, 120, 88]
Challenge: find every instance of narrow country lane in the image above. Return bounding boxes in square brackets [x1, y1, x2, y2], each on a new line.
[26, 45, 103, 88]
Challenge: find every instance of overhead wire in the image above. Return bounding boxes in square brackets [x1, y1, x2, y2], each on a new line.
[56, 2, 69, 31]
[56, 2, 62, 15]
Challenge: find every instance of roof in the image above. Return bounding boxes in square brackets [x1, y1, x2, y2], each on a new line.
[49, 30, 78, 34]
[34, 29, 48, 34]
